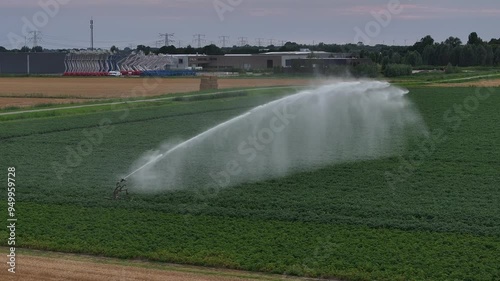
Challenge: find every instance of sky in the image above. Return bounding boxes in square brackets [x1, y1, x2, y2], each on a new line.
[0, 0, 499, 50]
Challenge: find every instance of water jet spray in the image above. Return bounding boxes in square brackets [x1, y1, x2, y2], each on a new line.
[124, 80, 427, 194]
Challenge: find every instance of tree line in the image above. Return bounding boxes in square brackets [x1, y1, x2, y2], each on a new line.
[121, 33, 500, 68]
[371, 33, 500, 67]
[2, 32, 499, 68]
[100, 32, 500, 69]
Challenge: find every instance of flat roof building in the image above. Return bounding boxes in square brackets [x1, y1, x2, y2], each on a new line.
[197, 51, 366, 71]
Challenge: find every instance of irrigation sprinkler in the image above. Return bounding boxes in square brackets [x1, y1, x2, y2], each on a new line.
[112, 178, 128, 200]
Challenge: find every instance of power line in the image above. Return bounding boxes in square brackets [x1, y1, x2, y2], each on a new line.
[219, 36, 230, 48]
[28, 31, 42, 48]
[159, 33, 174, 47]
[44, 34, 158, 44]
[238, 37, 248, 47]
[256, 38, 265, 47]
[193, 34, 206, 48]
[42, 39, 85, 49]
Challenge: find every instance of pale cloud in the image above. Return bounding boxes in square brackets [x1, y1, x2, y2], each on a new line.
[394, 4, 500, 19]
[247, 8, 285, 17]
[0, 0, 499, 49]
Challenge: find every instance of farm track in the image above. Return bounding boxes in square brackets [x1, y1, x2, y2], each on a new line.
[430, 73, 500, 83]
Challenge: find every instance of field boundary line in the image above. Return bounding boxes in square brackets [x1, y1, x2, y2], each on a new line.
[0, 86, 304, 117]
[432, 73, 500, 83]
[423, 73, 500, 85]
[0, 247, 324, 281]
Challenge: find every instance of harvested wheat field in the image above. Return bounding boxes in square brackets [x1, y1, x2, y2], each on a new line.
[0, 251, 303, 281]
[0, 77, 313, 108]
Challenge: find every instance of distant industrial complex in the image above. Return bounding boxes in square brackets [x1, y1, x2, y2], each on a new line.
[0, 49, 370, 76]
[0, 16, 376, 76]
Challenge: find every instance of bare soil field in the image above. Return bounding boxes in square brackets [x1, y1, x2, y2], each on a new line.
[0, 77, 313, 108]
[1, 76, 499, 109]
[0, 251, 306, 281]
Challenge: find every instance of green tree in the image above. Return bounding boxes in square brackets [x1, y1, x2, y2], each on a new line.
[489, 38, 500, 45]
[381, 56, 390, 70]
[413, 35, 434, 54]
[352, 63, 380, 78]
[384, 64, 412, 77]
[450, 46, 462, 66]
[136, 45, 151, 55]
[494, 48, 500, 65]
[202, 44, 223, 55]
[422, 45, 436, 65]
[184, 45, 195, 54]
[229, 45, 261, 54]
[485, 46, 494, 66]
[0, 46, 7, 52]
[405, 51, 423, 66]
[390, 52, 402, 64]
[445, 63, 460, 74]
[475, 45, 487, 65]
[369, 52, 382, 64]
[279, 42, 300, 52]
[467, 32, 483, 45]
[444, 37, 462, 48]
[460, 45, 476, 66]
[157, 45, 177, 54]
[110, 45, 119, 53]
[437, 44, 452, 65]
[31, 46, 43, 52]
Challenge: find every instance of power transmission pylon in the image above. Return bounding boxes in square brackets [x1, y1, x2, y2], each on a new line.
[159, 33, 174, 47]
[28, 31, 42, 49]
[238, 37, 248, 47]
[219, 36, 230, 48]
[193, 34, 206, 48]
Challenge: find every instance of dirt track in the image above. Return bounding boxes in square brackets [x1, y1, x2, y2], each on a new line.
[429, 78, 500, 88]
[0, 77, 313, 108]
[0, 97, 87, 108]
[0, 252, 299, 281]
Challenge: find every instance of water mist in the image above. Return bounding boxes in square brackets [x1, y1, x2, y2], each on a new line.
[125, 80, 427, 193]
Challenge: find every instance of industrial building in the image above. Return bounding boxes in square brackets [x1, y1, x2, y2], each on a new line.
[0, 52, 66, 75]
[288, 58, 373, 68]
[168, 54, 208, 70]
[186, 50, 367, 71]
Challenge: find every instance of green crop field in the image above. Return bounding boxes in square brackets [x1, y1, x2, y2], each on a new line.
[1, 85, 499, 281]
